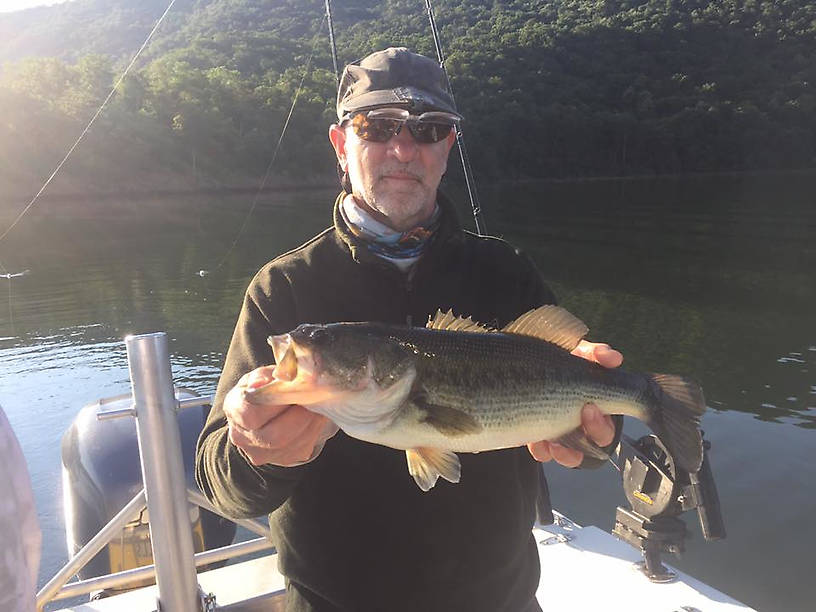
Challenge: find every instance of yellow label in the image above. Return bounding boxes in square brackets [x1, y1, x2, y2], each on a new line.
[108, 520, 206, 573]
[633, 490, 654, 505]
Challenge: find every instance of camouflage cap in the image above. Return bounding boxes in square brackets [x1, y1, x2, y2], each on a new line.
[336, 47, 462, 120]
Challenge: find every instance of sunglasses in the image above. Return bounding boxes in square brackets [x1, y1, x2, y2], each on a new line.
[342, 108, 460, 144]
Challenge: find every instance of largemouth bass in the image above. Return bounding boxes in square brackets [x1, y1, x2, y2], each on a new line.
[246, 306, 706, 491]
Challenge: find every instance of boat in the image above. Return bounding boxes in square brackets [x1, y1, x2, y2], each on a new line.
[35, 332, 754, 611]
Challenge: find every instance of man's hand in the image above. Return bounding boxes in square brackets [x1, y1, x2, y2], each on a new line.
[223, 366, 338, 467]
[527, 340, 623, 467]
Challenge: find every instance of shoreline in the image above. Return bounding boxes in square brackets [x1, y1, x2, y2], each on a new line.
[490, 165, 816, 186]
[2, 166, 814, 206]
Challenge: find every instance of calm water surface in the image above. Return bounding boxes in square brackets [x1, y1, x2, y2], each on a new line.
[0, 174, 813, 611]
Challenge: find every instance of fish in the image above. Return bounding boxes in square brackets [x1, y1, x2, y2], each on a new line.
[245, 305, 706, 491]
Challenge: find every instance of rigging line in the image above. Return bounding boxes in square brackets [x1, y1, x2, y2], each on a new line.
[0, 0, 178, 247]
[6, 275, 13, 335]
[324, 0, 340, 84]
[202, 15, 328, 275]
[0, 258, 9, 336]
[423, 0, 486, 235]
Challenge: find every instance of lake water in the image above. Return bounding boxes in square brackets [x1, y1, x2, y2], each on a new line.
[0, 173, 814, 611]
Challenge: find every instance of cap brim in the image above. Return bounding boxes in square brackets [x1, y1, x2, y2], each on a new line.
[340, 86, 462, 119]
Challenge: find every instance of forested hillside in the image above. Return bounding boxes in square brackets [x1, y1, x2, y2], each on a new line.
[0, 0, 814, 196]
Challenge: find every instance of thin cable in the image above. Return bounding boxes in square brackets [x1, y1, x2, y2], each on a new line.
[202, 15, 327, 275]
[6, 275, 13, 335]
[0, 0, 178, 246]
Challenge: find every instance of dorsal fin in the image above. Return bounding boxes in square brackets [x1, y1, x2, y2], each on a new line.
[426, 309, 493, 333]
[501, 305, 588, 351]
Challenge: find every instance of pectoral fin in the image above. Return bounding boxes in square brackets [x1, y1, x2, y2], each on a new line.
[405, 447, 461, 491]
[411, 389, 482, 437]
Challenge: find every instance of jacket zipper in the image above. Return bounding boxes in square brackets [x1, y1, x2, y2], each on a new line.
[404, 265, 417, 327]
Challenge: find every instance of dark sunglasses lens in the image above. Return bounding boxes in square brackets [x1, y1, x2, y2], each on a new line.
[351, 114, 399, 142]
[409, 122, 453, 144]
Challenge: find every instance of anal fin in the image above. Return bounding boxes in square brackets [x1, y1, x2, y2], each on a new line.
[405, 447, 461, 491]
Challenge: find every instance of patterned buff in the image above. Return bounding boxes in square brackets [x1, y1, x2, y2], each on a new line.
[341, 195, 441, 271]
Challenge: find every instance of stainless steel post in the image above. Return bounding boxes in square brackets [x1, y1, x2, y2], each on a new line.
[126, 332, 201, 612]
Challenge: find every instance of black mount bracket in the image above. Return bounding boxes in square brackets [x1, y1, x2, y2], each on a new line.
[612, 432, 725, 582]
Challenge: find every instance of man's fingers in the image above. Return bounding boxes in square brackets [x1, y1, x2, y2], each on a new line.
[246, 365, 278, 389]
[228, 394, 289, 430]
[527, 440, 553, 463]
[594, 344, 623, 368]
[572, 340, 623, 368]
[549, 442, 583, 468]
[581, 404, 615, 447]
[528, 440, 584, 466]
[251, 405, 317, 449]
[230, 406, 337, 467]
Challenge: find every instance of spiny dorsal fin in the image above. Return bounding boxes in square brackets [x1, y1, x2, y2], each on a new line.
[501, 305, 588, 351]
[427, 309, 493, 333]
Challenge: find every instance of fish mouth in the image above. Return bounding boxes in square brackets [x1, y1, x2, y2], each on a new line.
[269, 333, 299, 380]
[244, 334, 337, 406]
[268, 333, 320, 382]
[269, 333, 291, 365]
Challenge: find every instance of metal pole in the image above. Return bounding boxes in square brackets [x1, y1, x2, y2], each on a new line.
[126, 332, 201, 612]
[36, 490, 147, 610]
[48, 537, 274, 603]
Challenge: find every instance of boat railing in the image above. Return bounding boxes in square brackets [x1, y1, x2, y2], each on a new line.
[36, 332, 274, 612]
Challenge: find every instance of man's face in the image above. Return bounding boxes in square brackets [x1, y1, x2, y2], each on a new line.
[329, 111, 456, 232]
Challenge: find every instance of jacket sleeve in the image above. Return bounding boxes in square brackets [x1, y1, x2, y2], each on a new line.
[195, 266, 310, 519]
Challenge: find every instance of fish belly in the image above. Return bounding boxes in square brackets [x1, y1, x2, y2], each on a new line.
[371, 395, 585, 453]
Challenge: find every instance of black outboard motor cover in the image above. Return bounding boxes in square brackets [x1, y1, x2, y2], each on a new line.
[60, 389, 236, 586]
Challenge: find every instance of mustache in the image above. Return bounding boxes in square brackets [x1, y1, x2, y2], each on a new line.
[377, 166, 424, 181]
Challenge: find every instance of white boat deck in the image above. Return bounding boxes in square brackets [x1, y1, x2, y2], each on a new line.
[54, 514, 752, 611]
[533, 516, 750, 611]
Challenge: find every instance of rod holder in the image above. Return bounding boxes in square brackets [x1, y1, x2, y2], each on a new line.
[126, 332, 201, 612]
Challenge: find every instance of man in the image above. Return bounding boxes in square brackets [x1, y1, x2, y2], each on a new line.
[196, 47, 621, 611]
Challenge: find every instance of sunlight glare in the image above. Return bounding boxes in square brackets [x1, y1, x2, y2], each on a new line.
[0, 1, 72, 14]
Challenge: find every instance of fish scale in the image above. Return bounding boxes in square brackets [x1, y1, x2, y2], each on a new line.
[357, 325, 654, 452]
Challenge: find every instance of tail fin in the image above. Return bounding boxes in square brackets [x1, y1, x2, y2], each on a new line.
[647, 374, 706, 473]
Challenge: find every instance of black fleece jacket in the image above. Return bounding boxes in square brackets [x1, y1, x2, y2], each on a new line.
[197, 191, 562, 611]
